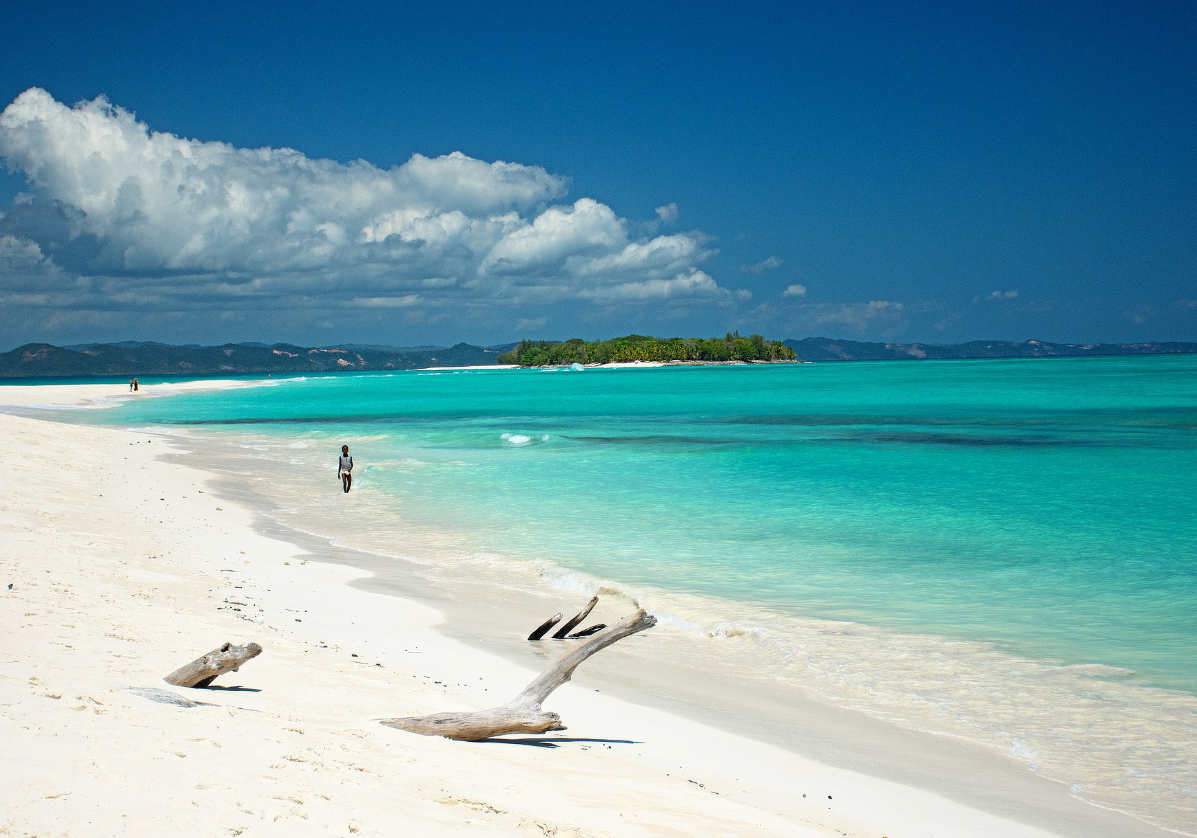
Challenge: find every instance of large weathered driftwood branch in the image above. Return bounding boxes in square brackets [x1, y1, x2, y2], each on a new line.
[163, 641, 263, 688]
[382, 609, 655, 740]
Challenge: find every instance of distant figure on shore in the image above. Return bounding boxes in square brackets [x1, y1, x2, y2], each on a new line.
[338, 445, 353, 493]
[133, 378, 139, 391]
[129, 378, 134, 392]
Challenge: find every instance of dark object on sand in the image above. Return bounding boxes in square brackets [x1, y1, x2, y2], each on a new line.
[527, 596, 608, 641]
[527, 612, 563, 641]
[551, 596, 598, 639]
[382, 609, 655, 740]
[164, 641, 263, 688]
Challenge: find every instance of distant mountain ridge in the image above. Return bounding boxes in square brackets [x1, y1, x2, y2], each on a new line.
[783, 337, 1197, 362]
[3, 337, 1194, 379]
[0, 341, 512, 378]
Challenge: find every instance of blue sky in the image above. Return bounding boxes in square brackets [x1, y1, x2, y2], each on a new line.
[2, 1, 1194, 348]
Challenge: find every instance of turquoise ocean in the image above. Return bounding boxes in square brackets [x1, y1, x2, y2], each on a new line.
[58, 355, 1197, 830]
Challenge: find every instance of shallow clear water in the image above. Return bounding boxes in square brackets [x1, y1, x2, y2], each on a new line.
[69, 355, 1197, 830]
[94, 356, 1197, 691]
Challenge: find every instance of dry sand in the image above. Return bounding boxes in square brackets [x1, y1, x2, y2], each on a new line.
[0, 382, 1162, 837]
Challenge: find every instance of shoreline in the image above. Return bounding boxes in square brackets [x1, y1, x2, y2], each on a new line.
[185, 436, 1184, 838]
[2, 381, 1188, 836]
[5, 406, 855, 836]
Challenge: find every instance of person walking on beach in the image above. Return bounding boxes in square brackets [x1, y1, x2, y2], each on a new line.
[338, 445, 354, 493]
[133, 378, 139, 391]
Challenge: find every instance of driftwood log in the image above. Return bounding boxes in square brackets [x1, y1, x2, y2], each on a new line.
[164, 641, 262, 688]
[382, 609, 656, 740]
[552, 596, 598, 638]
[527, 612, 563, 641]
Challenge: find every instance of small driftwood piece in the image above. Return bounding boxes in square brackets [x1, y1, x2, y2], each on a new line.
[567, 623, 606, 638]
[527, 613, 563, 641]
[164, 641, 262, 688]
[382, 609, 656, 741]
[551, 596, 598, 639]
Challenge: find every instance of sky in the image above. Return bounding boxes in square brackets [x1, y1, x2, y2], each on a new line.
[2, 1, 1195, 349]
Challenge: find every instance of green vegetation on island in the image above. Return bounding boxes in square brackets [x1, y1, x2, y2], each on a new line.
[498, 333, 797, 366]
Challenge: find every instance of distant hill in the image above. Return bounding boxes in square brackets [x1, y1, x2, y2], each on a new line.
[62, 340, 202, 351]
[0, 342, 504, 378]
[485, 342, 521, 353]
[783, 337, 1197, 362]
[329, 343, 446, 353]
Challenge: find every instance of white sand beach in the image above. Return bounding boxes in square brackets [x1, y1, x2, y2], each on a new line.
[0, 382, 1180, 837]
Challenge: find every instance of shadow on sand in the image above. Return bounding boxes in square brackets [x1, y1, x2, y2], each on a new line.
[474, 736, 641, 749]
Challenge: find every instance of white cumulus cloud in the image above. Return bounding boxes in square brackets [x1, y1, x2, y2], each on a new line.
[0, 88, 721, 338]
[654, 202, 678, 223]
[0, 233, 49, 270]
[579, 270, 720, 302]
[516, 316, 548, 331]
[782, 283, 807, 298]
[739, 256, 782, 274]
[812, 300, 907, 333]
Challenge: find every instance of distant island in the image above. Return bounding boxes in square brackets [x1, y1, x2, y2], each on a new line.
[498, 333, 797, 366]
[1, 336, 1195, 379]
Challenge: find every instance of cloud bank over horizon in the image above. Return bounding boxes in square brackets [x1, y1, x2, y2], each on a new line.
[4, 88, 1159, 348]
[0, 88, 728, 343]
